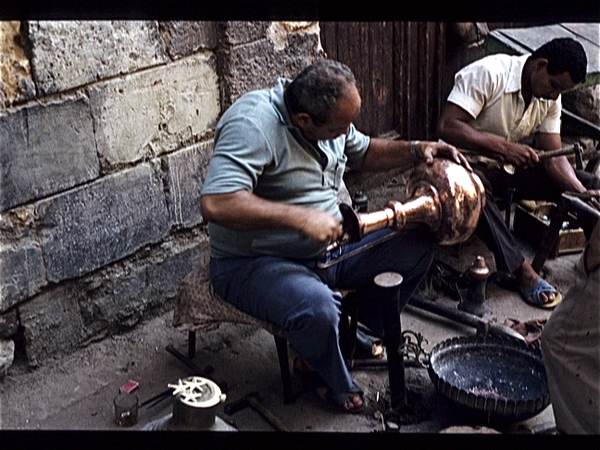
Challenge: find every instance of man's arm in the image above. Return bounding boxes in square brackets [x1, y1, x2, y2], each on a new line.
[201, 190, 343, 245]
[353, 135, 471, 172]
[437, 102, 539, 168]
[536, 132, 589, 194]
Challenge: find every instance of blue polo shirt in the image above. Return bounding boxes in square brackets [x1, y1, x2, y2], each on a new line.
[201, 78, 371, 259]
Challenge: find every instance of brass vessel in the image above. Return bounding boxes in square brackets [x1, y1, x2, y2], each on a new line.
[341, 158, 486, 246]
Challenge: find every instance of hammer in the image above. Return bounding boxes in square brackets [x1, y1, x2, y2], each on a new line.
[224, 392, 289, 432]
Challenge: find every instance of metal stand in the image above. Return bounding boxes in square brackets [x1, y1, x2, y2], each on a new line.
[374, 272, 406, 410]
[532, 193, 600, 274]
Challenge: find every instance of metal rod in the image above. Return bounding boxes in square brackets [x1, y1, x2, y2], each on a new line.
[536, 144, 575, 159]
[407, 295, 526, 342]
[140, 389, 172, 408]
[165, 345, 228, 393]
[538, 146, 598, 160]
[165, 344, 214, 376]
[563, 193, 600, 220]
[317, 230, 401, 268]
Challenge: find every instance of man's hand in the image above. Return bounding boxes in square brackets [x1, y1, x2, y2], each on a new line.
[300, 209, 343, 244]
[499, 141, 540, 168]
[589, 190, 600, 211]
[414, 141, 472, 172]
[573, 189, 600, 211]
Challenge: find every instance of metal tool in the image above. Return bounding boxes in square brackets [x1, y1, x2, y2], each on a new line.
[224, 391, 289, 432]
[407, 295, 526, 343]
[535, 143, 599, 161]
[141, 388, 173, 409]
[517, 144, 598, 173]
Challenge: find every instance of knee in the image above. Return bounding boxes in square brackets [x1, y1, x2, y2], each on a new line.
[288, 295, 340, 336]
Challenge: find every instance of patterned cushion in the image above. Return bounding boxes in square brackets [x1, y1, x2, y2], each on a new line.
[172, 266, 286, 338]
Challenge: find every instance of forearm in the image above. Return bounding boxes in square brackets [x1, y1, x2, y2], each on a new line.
[438, 117, 511, 159]
[355, 137, 470, 173]
[543, 156, 587, 193]
[201, 190, 310, 232]
[201, 190, 343, 244]
[356, 138, 415, 171]
[536, 133, 585, 193]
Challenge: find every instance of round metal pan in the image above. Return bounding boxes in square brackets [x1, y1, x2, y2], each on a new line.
[428, 334, 550, 422]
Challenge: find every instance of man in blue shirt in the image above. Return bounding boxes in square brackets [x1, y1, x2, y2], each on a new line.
[201, 60, 469, 413]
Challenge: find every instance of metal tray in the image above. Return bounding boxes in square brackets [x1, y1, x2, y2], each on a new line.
[428, 334, 550, 422]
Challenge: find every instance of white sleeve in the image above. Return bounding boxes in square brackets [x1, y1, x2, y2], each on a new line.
[446, 60, 498, 120]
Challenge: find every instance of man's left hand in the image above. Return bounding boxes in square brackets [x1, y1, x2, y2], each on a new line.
[415, 141, 472, 172]
[583, 189, 600, 211]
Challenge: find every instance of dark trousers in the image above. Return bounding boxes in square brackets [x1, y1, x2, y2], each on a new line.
[474, 163, 600, 274]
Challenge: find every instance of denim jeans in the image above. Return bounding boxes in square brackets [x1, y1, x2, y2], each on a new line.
[209, 226, 434, 396]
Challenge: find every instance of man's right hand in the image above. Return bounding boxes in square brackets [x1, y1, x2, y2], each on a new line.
[499, 141, 540, 168]
[300, 209, 344, 244]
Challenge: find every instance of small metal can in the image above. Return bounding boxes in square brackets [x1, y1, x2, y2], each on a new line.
[113, 392, 139, 427]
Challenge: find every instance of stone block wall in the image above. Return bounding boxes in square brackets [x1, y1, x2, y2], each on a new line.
[0, 20, 323, 370]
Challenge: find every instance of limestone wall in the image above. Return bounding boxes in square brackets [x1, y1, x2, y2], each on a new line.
[0, 20, 323, 371]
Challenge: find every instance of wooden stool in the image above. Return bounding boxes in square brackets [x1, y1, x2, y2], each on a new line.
[172, 267, 293, 403]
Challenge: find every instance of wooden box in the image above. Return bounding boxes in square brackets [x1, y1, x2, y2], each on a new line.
[513, 203, 586, 257]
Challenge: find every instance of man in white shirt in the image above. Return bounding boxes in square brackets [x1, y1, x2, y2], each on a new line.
[438, 37, 600, 308]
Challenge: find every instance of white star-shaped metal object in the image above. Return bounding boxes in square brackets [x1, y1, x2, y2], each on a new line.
[168, 376, 223, 407]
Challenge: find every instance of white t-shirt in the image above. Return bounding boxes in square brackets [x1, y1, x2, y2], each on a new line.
[447, 54, 562, 143]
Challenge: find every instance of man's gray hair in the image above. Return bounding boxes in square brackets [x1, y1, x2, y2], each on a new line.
[286, 60, 357, 126]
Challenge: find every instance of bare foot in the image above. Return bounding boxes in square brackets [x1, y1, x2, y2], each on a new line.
[344, 392, 364, 411]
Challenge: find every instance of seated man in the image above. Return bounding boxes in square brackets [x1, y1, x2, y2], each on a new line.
[201, 60, 469, 413]
[541, 219, 600, 434]
[437, 37, 600, 309]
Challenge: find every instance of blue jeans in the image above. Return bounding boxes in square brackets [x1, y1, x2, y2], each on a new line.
[209, 226, 434, 396]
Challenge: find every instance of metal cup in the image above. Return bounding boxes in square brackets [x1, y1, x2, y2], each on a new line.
[114, 392, 139, 427]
